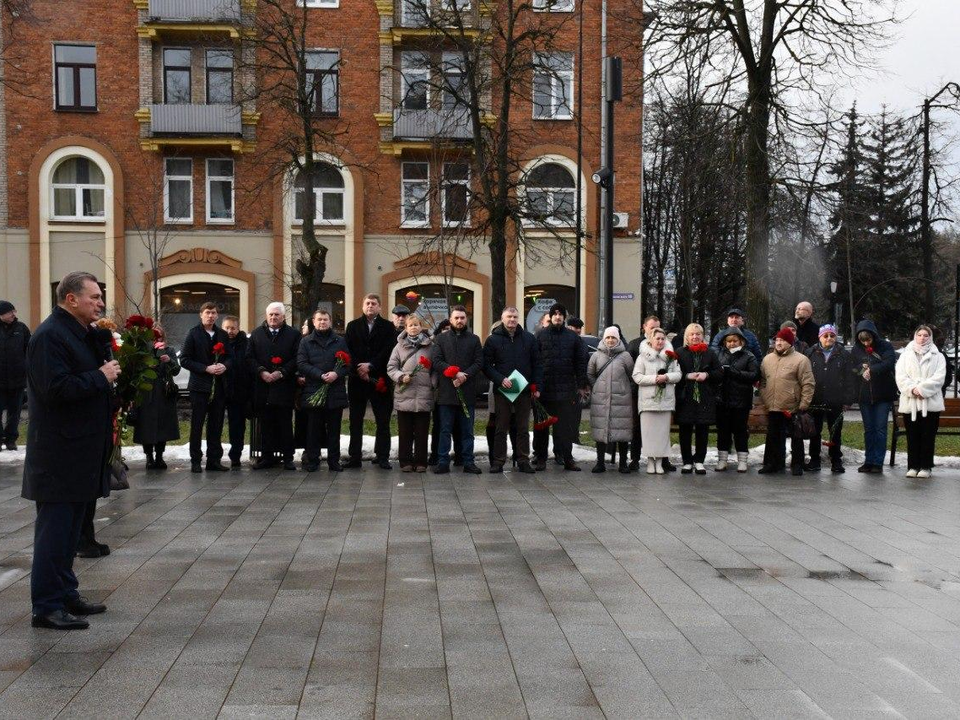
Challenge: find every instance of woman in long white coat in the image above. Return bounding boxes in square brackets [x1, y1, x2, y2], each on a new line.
[895, 324, 946, 478]
[632, 328, 682, 474]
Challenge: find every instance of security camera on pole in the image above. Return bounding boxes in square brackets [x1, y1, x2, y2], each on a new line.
[594, 56, 622, 329]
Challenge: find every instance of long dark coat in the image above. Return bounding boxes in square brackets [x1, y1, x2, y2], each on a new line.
[297, 329, 351, 409]
[674, 345, 723, 425]
[247, 322, 301, 409]
[226, 331, 250, 409]
[133, 344, 181, 444]
[179, 323, 233, 395]
[0, 318, 30, 389]
[22, 307, 112, 503]
[537, 324, 588, 401]
[433, 327, 484, 406]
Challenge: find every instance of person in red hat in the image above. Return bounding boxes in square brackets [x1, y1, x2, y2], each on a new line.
[758, 327, 815, 475]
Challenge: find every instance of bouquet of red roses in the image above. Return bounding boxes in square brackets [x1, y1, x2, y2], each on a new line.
[443, 365, 470, 417]
[533, 397, 558, 431]
[108, 314, 160, 465]
[396, 355, 432, 393]
[307, 350, 350, 407]
[654, 349, 679, 402]
[688, 343, 709, 403]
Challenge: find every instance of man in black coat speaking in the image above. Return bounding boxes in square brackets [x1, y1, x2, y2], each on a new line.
[344, 293, 396, 469]
[23, 271, 118, 630]
[247, 301, 301, 470]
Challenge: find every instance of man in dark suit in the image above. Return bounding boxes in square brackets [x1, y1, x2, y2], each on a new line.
[222, 314, 249, 469]
[23, 271, 117, 630]
[344, 293, 396, 468]
[247, 301, 300, 470]
[179, 301, 233, 473]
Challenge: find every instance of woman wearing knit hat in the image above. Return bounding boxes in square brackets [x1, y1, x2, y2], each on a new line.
[895, 325, 946, 478]
[758, 327, 815, 475]
[587, 327, 636, 473]
[804, 324, 856, 473]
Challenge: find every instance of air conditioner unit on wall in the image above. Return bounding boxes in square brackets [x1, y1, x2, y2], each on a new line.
[612, 212, 629, 228]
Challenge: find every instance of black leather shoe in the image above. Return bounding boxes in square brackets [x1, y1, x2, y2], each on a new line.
[328, 462, 344, 472]
[591, 462, 606, 474]
[6, 442, 17, 451]
[831, 463, 845, 474]
[252, 459, 277, 470]
[517, 462, 535, 474]
[191, 462, 202, 473]
[303, 462, 319, 472]
[32, 609, 89, 630]
[95, 542, 110, 557]
[231, 459, 242, 470]
[154, 458, 168, 470]
[804, 463, 821, 472]
[857, 463, 871, 473]
[283, 459, 297, 471]
[434, 465, 450, 474]
[206, 462, 229, 472]
[663, 460, 677, 472]
[563, 460, 581, 472]
[75, 542, 102, 559]
[628, 459, 640, 473]
[489, 464, 504, 473]
[534, 460, 546, 471]
[343, 458, 363, 469]
[377, 460, 393, 470]
[757, 465, 778, 475]
[65, 596, 106, 615]
[463, 464, 482, 475]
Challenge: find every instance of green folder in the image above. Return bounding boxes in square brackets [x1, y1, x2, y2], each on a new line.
[498, 370, 528, 403]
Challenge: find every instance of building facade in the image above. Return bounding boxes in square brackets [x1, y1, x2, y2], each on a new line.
[0, 0, 643, 345]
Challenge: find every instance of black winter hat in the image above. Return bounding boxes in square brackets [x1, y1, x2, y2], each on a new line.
[0, 300, 14, 316]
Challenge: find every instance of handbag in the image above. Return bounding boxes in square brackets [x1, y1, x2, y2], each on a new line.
[791, 411, 817, 440]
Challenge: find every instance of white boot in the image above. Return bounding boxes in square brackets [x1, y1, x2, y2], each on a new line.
[654, 458, 665, 475]
[737, 452, 748, 473]
[917, 469, 931, 478]
[715, 451, 728, 472]
[646, 458, 657, 475]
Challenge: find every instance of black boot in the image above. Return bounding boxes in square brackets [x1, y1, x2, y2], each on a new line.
[144, 445, 155, 469]
[592, 443, 606, 473]
[618, 443, 630, 473]
[154, 442, 167, 470]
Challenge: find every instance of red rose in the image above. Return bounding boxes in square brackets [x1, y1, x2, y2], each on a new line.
[689, 343, 709, 353]
[271, 356, 283, 365]
[443, 365, 461, 378]
[124, 314, 149, 329]
[144, 316, 154, 329]
[418, 356, 432, 369]
[375, 377, 388, 393]
[335, 350, 351, 364]
[545, 416, 559, 427]
[665, 350, 679, 360]
[111, 338, 120, 353]
[213, 342, 225, 355]
[530, 383, 537, 395]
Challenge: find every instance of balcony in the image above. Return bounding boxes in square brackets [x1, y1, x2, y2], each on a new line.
[383, 1, 481, 44]
[134, 0, 251, 38]
[395, 107, 473, 140]
[136, 104, 259, 153]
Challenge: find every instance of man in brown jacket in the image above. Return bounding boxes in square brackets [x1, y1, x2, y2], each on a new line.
[759, 327, 815, 475]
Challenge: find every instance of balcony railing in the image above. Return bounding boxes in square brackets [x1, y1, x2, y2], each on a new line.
[149, 104, 242, 135]
[147, 0, 240, 22]
[393, 107, 473, 140]
[396, 1, 475, 28]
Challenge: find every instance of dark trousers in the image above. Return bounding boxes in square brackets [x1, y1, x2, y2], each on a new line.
[492, 391, 531, 465]
[679, 423, 709, 464]
[762, 412, 805, 471]
[1, 387, 24, 443]
[31, 501, 85, 615]
[438, 404, 475, 466]
[348, 381, 392, 461]
[397, 411, 430, 467]
[717, 407, 751, 454]
[189, 391, 226, 463]
[597, 442, 628, 465]
[810, 405, 844, 465]
[306, 407, 344, 468]
[226, 400, 246, 462]
[904, 412, 940, 470]
[78, 500, 97, 547]
[260, 404, 294, 460]
[431, 404, 462, 461]
[533, 397, 577, 462]
[142, 441, 167, 458]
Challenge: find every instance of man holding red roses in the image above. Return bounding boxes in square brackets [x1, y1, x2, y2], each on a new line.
[247, 302, 301, 470]
[179, 301, 233, 473]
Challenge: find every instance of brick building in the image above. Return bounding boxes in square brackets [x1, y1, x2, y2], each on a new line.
[0, 0, 643, 345]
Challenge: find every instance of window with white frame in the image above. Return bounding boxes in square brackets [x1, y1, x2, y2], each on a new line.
[442, 162, 470, 226]
[442, 52, 469, 109]
[401, 0, 430, 27]
[206, 159, 234, 223]
[294, 163, 345, 223]
[524, 162, 575, 225]
[298, 0, 339, 7]
[305, 50, 339, 116]
[400, 52, 430, 110]
[533, 0, 574, 11]
[51, 156, 105, 220]
[532, 52, 573, 119]
[401, 162, 429, 227]
[164, 158, 193, 223]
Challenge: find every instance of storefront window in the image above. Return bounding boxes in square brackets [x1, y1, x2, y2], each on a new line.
[396, 283, 474, 332]
[523, 284, 576, 332]
[159, 282, 241, 349]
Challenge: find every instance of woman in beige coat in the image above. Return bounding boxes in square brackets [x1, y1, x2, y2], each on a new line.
[633, 328, 682, 474]
[387, 315, 435, 472]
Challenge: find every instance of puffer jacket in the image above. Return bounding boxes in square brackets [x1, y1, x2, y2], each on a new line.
[633, 342, 682, 412]
[850, 319, 898, 404]
[297, 329, 350, 409]
[587, 340, 636, 443]
[538, 323, 588, 401]
[387, 332, 435, 413]
[759, 346, 815, 412]
[806, 343, 857, 408]
[895, 341, 946, 420]
[715, 328, 760, 409]
[675, 345, 723, 425]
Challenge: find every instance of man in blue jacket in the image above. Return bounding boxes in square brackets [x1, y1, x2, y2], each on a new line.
[483, 306, 542, 474]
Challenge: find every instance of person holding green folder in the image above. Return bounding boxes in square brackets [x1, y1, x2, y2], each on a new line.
[483, 307, 542, 474]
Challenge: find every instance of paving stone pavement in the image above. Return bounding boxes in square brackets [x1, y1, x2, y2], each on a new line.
[5, 458, 960, 718]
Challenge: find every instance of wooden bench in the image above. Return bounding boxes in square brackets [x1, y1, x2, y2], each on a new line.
[889, 397, 960, 465]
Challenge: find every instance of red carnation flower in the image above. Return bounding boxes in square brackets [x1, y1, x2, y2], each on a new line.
[124, 314, 151, 330]
[443, 365, 461, 378]
[689, 343, 709, 353]
[375, 377, 388, 393]
[530, 383, 537, 395]
[212, 342, 225, 355]
[335, 350, 351, 364]
[665, 350, 679, 360]
[111, 338, 120, 353]
[271, 356, 283, 365]
[418, 355, 432, 369]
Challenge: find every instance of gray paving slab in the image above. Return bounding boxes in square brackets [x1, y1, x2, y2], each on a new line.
[6, 460, 960, 716]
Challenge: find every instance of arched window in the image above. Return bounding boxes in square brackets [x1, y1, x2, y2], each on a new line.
[294, 163, 344, 223]
[524, 162, 574, 226]
[51, 157, 105, 220]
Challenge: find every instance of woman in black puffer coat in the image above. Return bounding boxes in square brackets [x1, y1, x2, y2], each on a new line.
[714, 327, 760, 472]
[675, 323, 723, 475]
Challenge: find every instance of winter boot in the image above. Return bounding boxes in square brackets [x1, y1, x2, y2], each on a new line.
[736, 452, 748, 473]
[592, 444, 606, 473]
[715, 451, 729, 472]
[646, 457, 657, 475]
[618, 444, 630, 473]
[144, 445, 155, 469]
